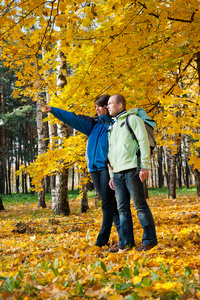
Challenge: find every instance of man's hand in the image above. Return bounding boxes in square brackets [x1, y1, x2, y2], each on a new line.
[139, 169, 149, 183]
[41, 103, 51, 113]
[109, 178, 115, 190]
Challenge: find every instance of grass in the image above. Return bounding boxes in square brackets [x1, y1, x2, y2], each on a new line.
[148, 185, 197, 196]
[0, 185, 197, 205]
[0, 189, 95, 205]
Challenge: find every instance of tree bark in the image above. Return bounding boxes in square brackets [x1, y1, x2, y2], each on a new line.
[36, 100, 46, 208]
[166, 148, 177, 199]
[0, 75, 6, 194]
[158, 146, 164, 188]
[51, 48, 70, 215]
[53, 169, 70, 215]
[0, 197, 4, 210]
[94, 188, 100, 208]
[177, 144, 182, 188]
[80, 169, 89, 213]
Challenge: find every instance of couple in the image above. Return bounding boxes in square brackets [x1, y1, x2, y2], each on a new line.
[42, 94, 157, 253]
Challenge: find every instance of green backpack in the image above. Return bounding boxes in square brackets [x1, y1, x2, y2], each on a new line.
[125, 108, 156, 169]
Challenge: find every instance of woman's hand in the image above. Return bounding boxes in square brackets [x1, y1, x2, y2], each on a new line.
[41, 103, 51, 113]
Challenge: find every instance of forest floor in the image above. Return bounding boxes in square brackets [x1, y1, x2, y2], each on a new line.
[0, 188, 199, 300]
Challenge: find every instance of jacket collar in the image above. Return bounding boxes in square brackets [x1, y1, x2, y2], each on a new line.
[115, 109, 127, 119]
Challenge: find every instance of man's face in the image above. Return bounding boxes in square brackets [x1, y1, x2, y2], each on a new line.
[107, 96, 121, 116]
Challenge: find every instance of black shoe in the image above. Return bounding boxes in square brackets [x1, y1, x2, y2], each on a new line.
[95, 243, 107, 247]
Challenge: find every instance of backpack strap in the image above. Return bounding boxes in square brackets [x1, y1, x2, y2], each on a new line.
[125, 115, 138, 143]
[125, 115, 141, 170]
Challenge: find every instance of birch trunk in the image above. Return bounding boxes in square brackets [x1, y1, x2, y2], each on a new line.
[42, 49, 57, 203]
[52, 48, 70, 215]
[37, 101, 46, 208]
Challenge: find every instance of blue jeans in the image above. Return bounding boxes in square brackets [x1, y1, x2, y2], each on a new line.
[113, 169, 157, 248]
[90, 170, 121, 246]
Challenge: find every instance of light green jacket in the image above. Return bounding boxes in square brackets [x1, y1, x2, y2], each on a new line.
[108, 109, 150, 178]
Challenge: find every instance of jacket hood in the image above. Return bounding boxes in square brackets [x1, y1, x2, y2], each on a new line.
[114, 108, 138, 120]
[99, 114, 113, 124]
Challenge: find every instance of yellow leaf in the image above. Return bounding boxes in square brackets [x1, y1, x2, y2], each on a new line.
[196, 290, 200, 298]
[132, 275, 142, 285]
[109, 295, 125, 300]
[188, 156, 200, 171]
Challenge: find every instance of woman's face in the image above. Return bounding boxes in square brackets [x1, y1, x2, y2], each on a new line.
[95, 104, 108, 116]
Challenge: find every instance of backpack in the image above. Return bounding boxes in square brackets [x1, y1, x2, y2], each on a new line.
[125, 108, 156, 169]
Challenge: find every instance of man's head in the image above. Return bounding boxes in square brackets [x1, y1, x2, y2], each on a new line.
[107, 94, 126, 116]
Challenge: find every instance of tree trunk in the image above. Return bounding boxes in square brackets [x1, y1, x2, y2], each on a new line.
[36, 100, 46, 208]
[0, 197, 4, 210]
[177, 144, 182, 188]
[43, 48, 57, 203]
[95, 188, 100, 208]
[150, 159, 154, 187]
[0, 77, 6, 194]
[80, 170, 89, 213]
[158, 146, 164, 188]
[53, 169, 70, 215]
[72, 167, 75, 190]
[38, 179, 46, 208]
[166, 148, 177, 199]
[51, 48, 70, 215]
[185, 160, 190, 189]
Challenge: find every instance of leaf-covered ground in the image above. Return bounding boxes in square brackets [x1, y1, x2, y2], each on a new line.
[0, 193, 199, 300]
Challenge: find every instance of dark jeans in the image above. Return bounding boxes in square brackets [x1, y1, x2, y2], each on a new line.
[113, 168, 157, 248]
[90, 170, 120, 246]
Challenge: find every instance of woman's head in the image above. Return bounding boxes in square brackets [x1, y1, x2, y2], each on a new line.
[94, 94, 110, 116]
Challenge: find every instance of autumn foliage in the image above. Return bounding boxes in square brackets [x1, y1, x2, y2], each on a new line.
[0, 193, 199, 299]
[1, 0, 200, 184]
[1, 1, 200, 298]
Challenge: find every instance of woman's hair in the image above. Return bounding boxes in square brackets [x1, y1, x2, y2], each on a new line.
[94, 94, 110, 115]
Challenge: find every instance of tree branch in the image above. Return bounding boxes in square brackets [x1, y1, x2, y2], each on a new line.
[138, 1, 196, 23]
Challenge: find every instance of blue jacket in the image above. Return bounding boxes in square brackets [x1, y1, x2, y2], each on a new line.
[51, 107, 112, 172]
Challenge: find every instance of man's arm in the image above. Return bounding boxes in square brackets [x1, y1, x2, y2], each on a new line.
[129, 115, 150, 182]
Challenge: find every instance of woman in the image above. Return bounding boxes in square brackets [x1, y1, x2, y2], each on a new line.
[42, 95, 120, 247]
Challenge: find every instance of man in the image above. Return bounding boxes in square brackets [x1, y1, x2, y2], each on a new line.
[107, 94, 157, 253]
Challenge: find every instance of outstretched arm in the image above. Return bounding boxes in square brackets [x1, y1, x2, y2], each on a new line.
[40, 103, 94, 136]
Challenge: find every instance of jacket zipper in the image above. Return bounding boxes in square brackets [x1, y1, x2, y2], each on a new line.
[92, 124, 104, 171]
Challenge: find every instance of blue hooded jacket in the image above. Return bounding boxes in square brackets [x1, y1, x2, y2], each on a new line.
[51, 107, 112, 172]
